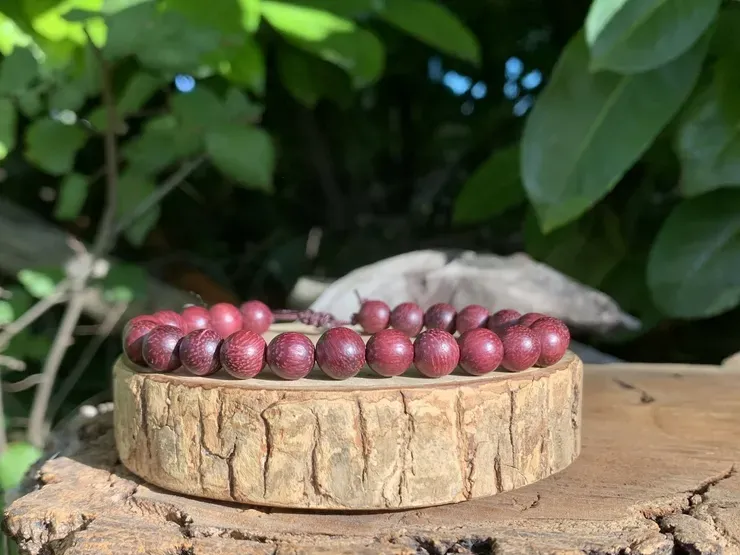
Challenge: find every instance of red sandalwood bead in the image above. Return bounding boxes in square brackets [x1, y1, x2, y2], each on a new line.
[240, 300, 273, 334]
[457, 328, 503, 376]
[413, 328, 460, 378]
[423, 303, 457, 333]
[209, 302, 243, 338]
[500, 324, 540, 372]
[456, 305, 490, 333]
[365, 329, 413, 377]
[180, 306, 211, 333]
[267, 332, 315, 380]
[518, 312, 547, 327]
[152, 310, 184, 330]
[142, 325, 184, 372]
[389, 302, 424, 336]
[316, 327, 366, 380]
[354, 300, 391, 334]
[487, 309, 521, 330]
[122, 319, 158, 365]
[530, 317, 570, 366]
[179, 328, 222, 376]
[220, 330, 266, 379]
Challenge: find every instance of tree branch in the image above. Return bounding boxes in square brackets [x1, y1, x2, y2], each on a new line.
[0, 285, 68, 351]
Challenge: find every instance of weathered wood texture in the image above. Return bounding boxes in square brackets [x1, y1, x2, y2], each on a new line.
[113, 325, 582, 510]
[5, 362, 740, 555]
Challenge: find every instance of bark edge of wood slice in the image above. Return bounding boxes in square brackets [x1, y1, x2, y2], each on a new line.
[113, 331, 582, 511]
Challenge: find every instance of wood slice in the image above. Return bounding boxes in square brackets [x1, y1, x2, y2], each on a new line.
[113, 323, 582, 510]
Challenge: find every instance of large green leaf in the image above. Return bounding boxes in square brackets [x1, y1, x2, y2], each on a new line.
[261, 1, 384, 86]
[0, 47, 38, 95]
[585, 0, 720, 73]
[379, 0, 480, 65]
[647, 190, 740, 318]
[205, 124, 274, 190]
[219, 36, 265, 94]
[54, 172, 89, 220]
[676, 61, 740, 196]
[277, 45, 353, 108]
[25, 118, 88, 175]
[0, 98, 17, 160]
[521, 32, 707, 233]
[238, 0, 261, 31]
[123, 115, 201, 174]
[165, 0, 243, 34]
[31, 0, 107, 46]
[452, 146, 524, 224]
[0, 13, 33, 55]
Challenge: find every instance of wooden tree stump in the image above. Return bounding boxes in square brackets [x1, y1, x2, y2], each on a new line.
[5, 361, 740, 555]
[113, 324, 583, 510]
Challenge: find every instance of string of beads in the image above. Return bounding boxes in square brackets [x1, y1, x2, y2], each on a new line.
[122, 299, 570, 380]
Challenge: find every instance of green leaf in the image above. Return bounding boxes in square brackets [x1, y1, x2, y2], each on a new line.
[102, 262, 148, 302]
[0, 98, 17, 160]
[0, 442, 42, 490]
[219, 36, 265, 94]
[239, 0, 261, 31]
[277, 47, 320, 107]
[647, 190, 740, 318]
[117, 72, 161, 114]
[17, 269, 57, 299]
[675, 60, 740, 197]
[48, 78, 89, 112]
[379, 0, 480, 65]
[261, 1, 384, 86]
[17, 89, 43, 117]
[0, 300, 14, 325]
[165, 0, 243, 34]
[711, 6, 740, 58]
[123, 119, 201, 174]
[521, 32, 707, 233]
[117, 172, 159, 245]
[585, 0, 720, 73]
[223, 87, 263, 122]
[205, 124, 274, 190]
[25, 118, 88, 175]
[54, 173, 89, 220]
[31, 0, 107, 47]
[0, 13, 33, 56]
[0, 47, 38, 95]
[452, 146, 524, 224]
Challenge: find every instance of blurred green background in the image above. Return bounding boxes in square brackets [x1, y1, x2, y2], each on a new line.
[0, 0, 739, 531]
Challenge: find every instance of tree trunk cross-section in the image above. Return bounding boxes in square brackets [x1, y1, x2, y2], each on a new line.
[113, 325, 583, 510]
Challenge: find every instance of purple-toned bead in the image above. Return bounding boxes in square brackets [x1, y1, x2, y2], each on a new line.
[487, 309, 521, 331]
[457, 328, 503, 376]
[423, 303, 457, 333]
[456, 305, 489, 334]
[500, 325, 540, 372]
[366, 329, 413, 377]
[142, 325, 184, 372]
[267, 332, 315, 380]
[220, 330, 266, 379]
[316, 327, 366, 380]
[518, 312, 547, 328]
[389, 302, 424, 337]
[354, 300, 391, 334]
[413, 328, 459, 378]
[180, 306, 211, 334]
[239, 300, 273, 334]
[122, 318, 158, 365]
[179, 328, 222, 376]
[530, 317, 570, 366]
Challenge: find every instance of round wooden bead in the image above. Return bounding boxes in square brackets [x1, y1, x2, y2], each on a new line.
[518, 312, 547, 327]
[423, 303, 457, 333]
[456, 305, 489, 334]
[179, 328, 222, 376]
[180, 306, 211, 333]
[122, 319, 158, 365]
[316, 327, 366, 380]
[142, 325, 184, 372]
[220, 330, 266, 379]
[266, 332, 315, 380]
[365, 329, 413, 377]
[355, 300, 391, 334]
[530, 317, 570, 366]
[413, 328, 459, 378]
[457, 328, 503, 376]
[500, 325, 541, 372]
[239, 300, 273, 334]
[389, 302, 424, 337]
[210, 303, 243, 338]
[488, 309, 521, 330]
[152, 310, 185, 330]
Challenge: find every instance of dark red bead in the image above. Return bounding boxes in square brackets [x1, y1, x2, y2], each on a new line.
[122, 319, 158, 365]
[456, 305, 489, 334]
[518, 312, 547, 328]
[267, 332, 315, 380]
[500, 325, 540, 372]
[179, 328, 222, 376]
[316, 327, 366, 380]
[240, 300, 273, 334]
[423, 303, 457, 333]
[152, 310, 184, 330]
[487, 309, 521, 330]
[457, 328, 503, 376]
[142, 325, 184, 372]
[180, 306, 211, 333]
[530, 317, 570, 366]
[220, 330, 266, 379]
[389, 302, 424, 336]
[354, 300, 391, 334]
[413, 328, 459, 378]
[209, 302, 243, 338]
[366, 329, 413, 377]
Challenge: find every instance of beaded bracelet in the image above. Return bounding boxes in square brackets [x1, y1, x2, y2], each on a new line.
[121, 300, 571, 380]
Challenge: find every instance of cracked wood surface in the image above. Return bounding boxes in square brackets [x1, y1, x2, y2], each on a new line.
[5, 363, 740, 555]
[113, 324, 583, 510]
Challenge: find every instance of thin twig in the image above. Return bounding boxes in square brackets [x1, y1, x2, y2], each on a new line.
[46, 302, 128, 424]
[0, 354, 26, 371]
[0, 285, 69, 350]
[3, 374, 43, 393]
[0, 377, 6, 454]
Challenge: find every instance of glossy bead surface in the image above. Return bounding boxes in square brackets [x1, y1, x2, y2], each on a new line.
[366, 329, 413, 377]
[457, 328, 503, 376]
[456, 305, 489, 334]
[267, 332, 315, 380]
[316, 327, 366, 380]
[180, 306, 211, 333]
[179, 328, 222, 376]
[142, 325, 184, 372]
[122, 319, 158, 365]
[152, 310, 184, 330]
[518, 312, 547, 328]
[423, 303, 457, 333]
[389, 302, 424, 337]
[355, 300, 391, 334]
[220, 330, 266, 379]
[240, 300, 273, 334]
[413, 328, 459, 378]
[209, 302, 243, 338]
[487, 309, 521, 330]
[500, 325, 540, 372]
[530, 317, 570, 366]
